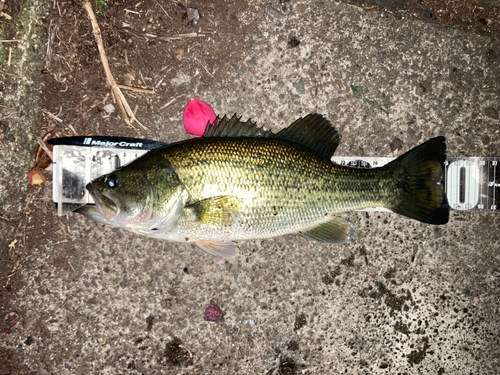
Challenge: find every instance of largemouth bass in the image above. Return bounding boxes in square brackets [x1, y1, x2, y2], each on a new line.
[79, 114, 449, 262]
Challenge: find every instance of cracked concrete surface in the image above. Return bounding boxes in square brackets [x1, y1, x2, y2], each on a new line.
[1, 0, 500, 374]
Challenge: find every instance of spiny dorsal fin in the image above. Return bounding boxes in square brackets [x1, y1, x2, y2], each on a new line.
[203, 114, 274, 138]
[203, 113, 341, 158]
[273, 114, 341, 158]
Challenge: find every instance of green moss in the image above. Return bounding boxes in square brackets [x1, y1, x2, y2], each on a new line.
[351, 85, 389, 115]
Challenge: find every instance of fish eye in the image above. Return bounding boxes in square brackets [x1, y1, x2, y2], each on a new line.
[105, 175, 118, 189]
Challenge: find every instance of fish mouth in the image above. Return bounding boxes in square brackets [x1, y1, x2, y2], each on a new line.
[86, 183, 120, 222]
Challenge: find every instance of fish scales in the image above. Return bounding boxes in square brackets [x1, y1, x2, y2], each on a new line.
[159, 137, 393, 240]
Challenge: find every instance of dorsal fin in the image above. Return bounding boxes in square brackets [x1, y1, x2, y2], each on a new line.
[203, 114, 274, 138]
[203, 113, 341, 158]
[273, 114, 341, 157]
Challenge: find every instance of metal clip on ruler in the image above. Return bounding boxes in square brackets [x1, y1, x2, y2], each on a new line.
[49, 137, 500, 215]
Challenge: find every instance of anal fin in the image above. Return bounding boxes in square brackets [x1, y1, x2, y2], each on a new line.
[195, 240, 240, 264]
[299, 216, 355, 245]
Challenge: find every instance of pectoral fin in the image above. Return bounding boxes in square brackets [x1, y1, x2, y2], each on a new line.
[299, 217, 355, 245]
[195, 240, 240, 263]
[187, 195, 243, 229]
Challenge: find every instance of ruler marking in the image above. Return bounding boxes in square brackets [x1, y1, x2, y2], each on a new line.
[493, 160, 497, 210]
[466, 160, 470, 209]
[484, 160, 487, 210]
[481, 160, 484, 210]
[491, 160, 494, 210]
[487, 160, 490, 208]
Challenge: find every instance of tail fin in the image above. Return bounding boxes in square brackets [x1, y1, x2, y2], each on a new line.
[386, 137, 449, 225]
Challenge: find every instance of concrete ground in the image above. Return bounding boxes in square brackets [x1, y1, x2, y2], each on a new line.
[1, 0, 500, 374]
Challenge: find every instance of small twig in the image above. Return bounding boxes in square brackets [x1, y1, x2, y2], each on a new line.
[110, 90, 129, 123]
[7, 46, 12, 66]
[101, 92, 110, 104]
[117, 84, 154, 93]
[155, 0, 171, 19]
[139, 70, 146, 86]
[67, 123, 77, 135]
[160, 94, 185, 110]
[155, 78, 164, 89]
[6, 271, 18, 287]
[83, 1, 148, 130]
[178, 345, 193, 359]
[42, 108, 64, 123]
[124, 9, 140, 15]
[132, 122, 148, 130]
[46, 21, 54, 69]
[5, 260, 20, 286]
[129, 107, 147, 130]
[35, 135, 54, 161]
[0, 12, 13, 21]
[196, 59, 214, 78]
[56, 0, 62, 17]
[0, 39, 20, 43]
[89, 98, 102, 110]
[122, 29, 157, 40]
[158, 33, 205, 41]
[111, 90, 137, 131]
[160, 97, 177, 110]
[85, 2, 128, 121]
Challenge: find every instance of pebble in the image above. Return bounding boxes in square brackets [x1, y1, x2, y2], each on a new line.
[103, 104, 115, 114]
[484, 107, 498, 120]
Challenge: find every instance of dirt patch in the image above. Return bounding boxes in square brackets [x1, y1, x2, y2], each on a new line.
[39, 0, 256, 137]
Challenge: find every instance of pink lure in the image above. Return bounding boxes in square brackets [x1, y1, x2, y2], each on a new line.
[182, 98, 217, 136]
